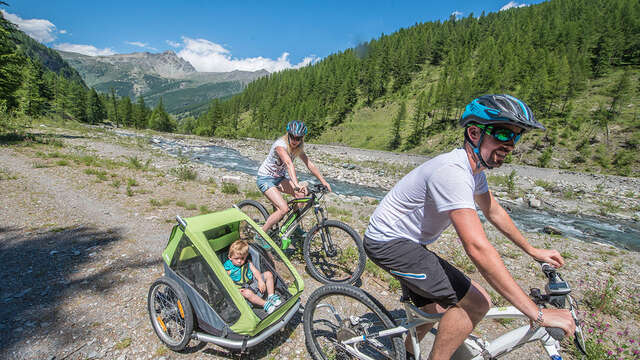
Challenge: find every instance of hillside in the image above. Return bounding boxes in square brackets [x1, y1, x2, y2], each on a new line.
[201, 0, 640, 178]
[9, 31, 85, 84]
[57, 50, 268, 115]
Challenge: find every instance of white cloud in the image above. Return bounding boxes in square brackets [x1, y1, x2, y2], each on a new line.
[125, 41, 157, 51]
[1, 10, 56, 43]
[166, 40, 181, 48]
[54, 43, 116, 56]
[500, 1, 528, 11]
[59, 29, 67, 34]
[451, 11, 463, 18]
[176, 36, 318, 73]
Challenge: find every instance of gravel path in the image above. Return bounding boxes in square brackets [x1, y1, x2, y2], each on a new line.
[0, 125, 638, 360]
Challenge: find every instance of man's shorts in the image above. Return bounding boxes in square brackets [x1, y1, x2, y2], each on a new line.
[364, 235, 471, 308]
[257, 175, 285, 193]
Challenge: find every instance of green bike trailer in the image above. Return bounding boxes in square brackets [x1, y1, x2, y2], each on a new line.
[147, 207, 304, 352]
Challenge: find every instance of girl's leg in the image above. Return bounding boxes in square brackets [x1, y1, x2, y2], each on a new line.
[262, 186, 289, 232]
[240, 288, 265, 307]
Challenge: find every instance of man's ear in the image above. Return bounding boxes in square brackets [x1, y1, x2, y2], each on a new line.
[467, 125, 482, 142]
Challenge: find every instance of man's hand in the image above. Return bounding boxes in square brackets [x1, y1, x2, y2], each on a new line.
[530, 248, 565, 268]
[537, 308, 576, 336]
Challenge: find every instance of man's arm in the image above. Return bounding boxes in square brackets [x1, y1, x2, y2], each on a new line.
[449, 208, 540, 320]
[450, 207, 575, 335]
[474, 191, 564, 268]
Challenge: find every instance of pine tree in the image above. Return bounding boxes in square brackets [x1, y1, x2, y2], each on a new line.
[119, 96, 133, 127]
[148, 98, 174, 132]
[133, 96, 149, 129]
[17, 59, 48, 116]
[388, 101, 406, 150]
[110, 88, 119, 127]
[0, 10, 23, 111]
[86, 88, 106, 124]
[68, 82, 87, 122]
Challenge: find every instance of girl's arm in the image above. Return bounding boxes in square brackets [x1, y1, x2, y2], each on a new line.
[299, 151, 332, 192]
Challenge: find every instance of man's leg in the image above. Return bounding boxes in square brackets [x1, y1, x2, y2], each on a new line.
[428, 281, 491, 360]
[405, 302, 444, 356]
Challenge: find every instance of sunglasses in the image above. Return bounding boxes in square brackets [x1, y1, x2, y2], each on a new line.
[474, 124, 523, 144]
[289, 134, 304, 142]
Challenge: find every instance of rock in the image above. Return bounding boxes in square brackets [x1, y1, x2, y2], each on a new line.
[532, 186, 545, 193]
[543, 225, 563, 235]
[528, 198, 542, 208]
[222, 175, 241, 184]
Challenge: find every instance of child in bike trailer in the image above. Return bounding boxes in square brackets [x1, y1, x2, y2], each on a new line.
[224, 239, 281, 314]
[364, 95, 575, 360]
[255, 120, 332, 247]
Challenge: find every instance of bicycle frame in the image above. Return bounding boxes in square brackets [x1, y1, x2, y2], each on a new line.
[327, 300, 564, 360]
[274, 189, 328, 249]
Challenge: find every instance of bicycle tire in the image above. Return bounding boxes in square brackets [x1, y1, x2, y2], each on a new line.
[236, 199, 269, 225]
[304, 284, 405, 360]
[147, 276, 194, 351]
[303, 220, 366, 284]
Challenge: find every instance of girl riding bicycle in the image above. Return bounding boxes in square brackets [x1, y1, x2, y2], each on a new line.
[256, 120, 332, 244]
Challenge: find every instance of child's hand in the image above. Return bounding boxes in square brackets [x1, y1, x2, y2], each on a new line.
[258, 280, 266, 293]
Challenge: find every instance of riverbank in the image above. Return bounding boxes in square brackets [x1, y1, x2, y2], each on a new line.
[1, 124, 638, 359]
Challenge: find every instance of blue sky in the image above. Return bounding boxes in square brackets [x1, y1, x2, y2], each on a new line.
[2, 1, 544, 73]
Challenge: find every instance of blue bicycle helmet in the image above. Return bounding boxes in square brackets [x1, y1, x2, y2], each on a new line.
[286, 120, 308, 137]
[460, 94, 545, 131]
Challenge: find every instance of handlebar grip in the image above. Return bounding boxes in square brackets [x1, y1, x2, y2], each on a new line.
[545, 327, 565, 341]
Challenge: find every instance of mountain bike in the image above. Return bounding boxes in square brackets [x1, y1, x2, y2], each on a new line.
[236, 183, 366, 285]
[303, 262, 587, 360]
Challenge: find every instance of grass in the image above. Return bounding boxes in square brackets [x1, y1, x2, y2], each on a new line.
[221, 182, 239, 194]
[114, 338, 132, 350]
[171, 164, 197, 181]
[326, 206, 353, 217]
[0, 168, 17, 180]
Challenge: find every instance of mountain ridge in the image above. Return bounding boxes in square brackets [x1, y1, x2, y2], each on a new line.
[57, 49, 269, 115]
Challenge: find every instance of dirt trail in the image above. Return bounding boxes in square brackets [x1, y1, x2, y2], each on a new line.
[0, 127, 638, 360]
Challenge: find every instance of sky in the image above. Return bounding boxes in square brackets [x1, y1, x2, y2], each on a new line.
[2, 1, 544, 73]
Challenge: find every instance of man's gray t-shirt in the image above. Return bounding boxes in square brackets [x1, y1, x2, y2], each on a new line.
[365, 148, 488, 245]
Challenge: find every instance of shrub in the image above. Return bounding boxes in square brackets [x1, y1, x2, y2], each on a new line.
[221, 182, 239, 194]
[538, 148, 552, 168]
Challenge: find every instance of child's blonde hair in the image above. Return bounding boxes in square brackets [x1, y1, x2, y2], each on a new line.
[229, 239, 249, 258]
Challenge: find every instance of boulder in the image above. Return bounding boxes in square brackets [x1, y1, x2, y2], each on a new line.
[543, 225, 563, 235]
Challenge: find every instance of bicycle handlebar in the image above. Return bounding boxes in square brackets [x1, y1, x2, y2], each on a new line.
[534, 263, 587, 354]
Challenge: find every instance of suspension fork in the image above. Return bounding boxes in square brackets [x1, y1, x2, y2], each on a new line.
[313, 203, 338, 256]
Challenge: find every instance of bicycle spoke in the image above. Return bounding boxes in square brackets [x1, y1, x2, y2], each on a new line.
[307, 224, 362, 283]
[308, 293, 398, 360]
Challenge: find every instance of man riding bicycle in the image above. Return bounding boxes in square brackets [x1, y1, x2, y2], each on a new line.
[363, 94, 575, 360]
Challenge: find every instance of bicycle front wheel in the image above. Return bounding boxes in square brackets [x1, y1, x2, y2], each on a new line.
[236, 199, 269, 226]
[304, 284, 405, 360]
[304, 220, 366, 284]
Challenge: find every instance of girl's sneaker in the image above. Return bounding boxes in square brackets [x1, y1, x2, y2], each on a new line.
[268, 294, 282, 307]
[263, 299, 275, 314]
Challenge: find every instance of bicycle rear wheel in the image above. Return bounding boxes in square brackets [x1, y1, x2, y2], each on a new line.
[236, 199, 269, 226]
[148, 276, 194, 351]
[304, 284, 405, 360]
[304, 220, 366, 284]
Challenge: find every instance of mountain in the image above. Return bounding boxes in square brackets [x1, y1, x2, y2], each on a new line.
[57, 50, 268, 115]
[9, 31, 85, 84]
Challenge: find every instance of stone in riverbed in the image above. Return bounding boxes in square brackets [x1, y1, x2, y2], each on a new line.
[543, 225, 563, 235]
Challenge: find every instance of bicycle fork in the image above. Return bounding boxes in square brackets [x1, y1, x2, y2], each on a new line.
[313, 205, 338, 257]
